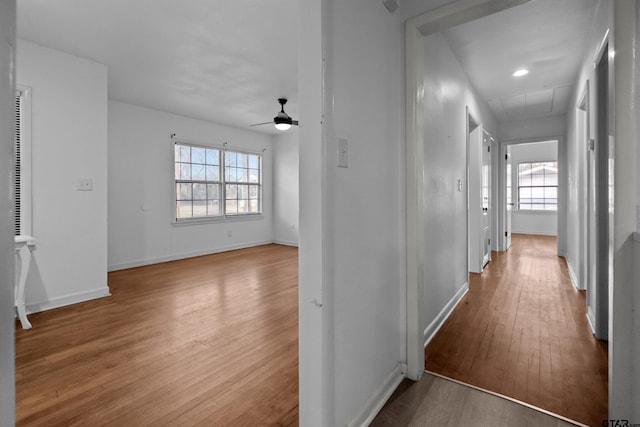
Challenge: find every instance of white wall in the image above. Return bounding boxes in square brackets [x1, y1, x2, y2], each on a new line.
[498, 115, 566, 142]
[401, 0, 461, 22]
[613, 0, 639, 419]
[17, 40, 109, 312]
[634, 232, 640, 421]
[107, 100, 274, 271]
[634, 4, 640, 416]
[509, 141, 558, 236]
[564, 0, 640, 419]
[307, 0, 406, 425]
[0, 0, 16, 423]
[273, 129, 299, 246]
[419, 32, 497, 340]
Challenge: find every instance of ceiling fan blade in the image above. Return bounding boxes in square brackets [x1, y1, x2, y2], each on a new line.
[249, 121, 273, 127]
[292, 120, 299, 126]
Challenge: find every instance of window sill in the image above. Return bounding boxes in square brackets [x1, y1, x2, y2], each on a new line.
[171, 214, 264, 227]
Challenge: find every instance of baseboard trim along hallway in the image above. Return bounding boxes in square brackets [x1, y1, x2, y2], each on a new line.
[347, 362, 406, 427]
[423, 282, 468, 348]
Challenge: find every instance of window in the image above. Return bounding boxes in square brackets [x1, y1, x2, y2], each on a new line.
[14, 88, 32, 236]
[174, 141, 262, 221]
[517, 161, 558, 211]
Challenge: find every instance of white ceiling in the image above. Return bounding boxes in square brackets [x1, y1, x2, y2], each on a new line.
[17, 0, 299, 134]
[17, 0, 597, 131]
[442, 0, 598, 123]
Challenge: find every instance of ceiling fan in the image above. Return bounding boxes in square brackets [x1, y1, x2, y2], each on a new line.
[251, 98, 299, 131]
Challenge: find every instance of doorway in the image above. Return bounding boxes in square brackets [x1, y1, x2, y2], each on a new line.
[590, 40, 610, 341]
[404, 0, 616, 413]
[501, 139, 560, 240]
[467, 113, 493, 274]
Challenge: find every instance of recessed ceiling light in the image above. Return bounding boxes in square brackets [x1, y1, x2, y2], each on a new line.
[513, 69, 529, 77]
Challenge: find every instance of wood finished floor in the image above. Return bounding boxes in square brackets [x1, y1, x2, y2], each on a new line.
[15, 244, 298, 426]
[425, 234, 608, 427]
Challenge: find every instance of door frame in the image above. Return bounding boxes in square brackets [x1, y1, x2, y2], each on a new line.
[467, 112, 483, 274]
[404, 0, 531, 380]
[498, 137, 562, 245]
[576, 82, 590, 295]
[593, 33, 611, 341]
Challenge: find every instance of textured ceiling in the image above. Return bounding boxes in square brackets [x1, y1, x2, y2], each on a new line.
[442, 0, 598, 123]
[17, 0, 298, 134]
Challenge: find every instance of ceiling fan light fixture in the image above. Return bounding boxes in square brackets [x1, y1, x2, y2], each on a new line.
[251, 98, 298, 130]
[275, 122, 292, 131]
[513, 69, 529, 77]
[274, 109, 293, 131]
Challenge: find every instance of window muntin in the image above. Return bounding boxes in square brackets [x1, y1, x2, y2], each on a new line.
[174, 142, 261, 221]
[517, 161, 558, 211]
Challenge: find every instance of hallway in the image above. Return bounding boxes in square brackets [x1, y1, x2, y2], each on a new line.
[425, 234, 607, 426]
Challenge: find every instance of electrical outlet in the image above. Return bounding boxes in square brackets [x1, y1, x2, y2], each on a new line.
[77, 178, 93, 191]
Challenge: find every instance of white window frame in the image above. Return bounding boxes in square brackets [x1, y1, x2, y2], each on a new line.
[516, 161, 558, 212]
[15, 87, 33, 236]
[172, 139, 263, 224]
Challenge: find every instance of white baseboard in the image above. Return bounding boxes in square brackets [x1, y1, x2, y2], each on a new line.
[107, 240, 274, 271]
[424, 282, 469, 348]
[273, 239, 299, 247]
[347, 362, 406, 427]
[566, 261, 580, 290]
[26, 287, 111, 314]
[511, 229, 557, 236]
[586, 306, 596, 335]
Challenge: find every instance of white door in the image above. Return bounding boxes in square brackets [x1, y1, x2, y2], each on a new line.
[586, 139, 596, 331]
[505, 151, 512, 250]
[468, 123, 482, 273]
[481, 131, 491, 267]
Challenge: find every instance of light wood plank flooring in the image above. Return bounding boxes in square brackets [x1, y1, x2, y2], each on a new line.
[425, 234, 608, 427]
[15, 244, 298, 426]
[372, 372, 580, 426]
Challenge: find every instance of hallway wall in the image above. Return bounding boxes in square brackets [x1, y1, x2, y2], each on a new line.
[326, 1, 406, 424]
[565, 0, 639, 418]
[635, 232, 640, 421]
[298, 0, 407, 424]
[419, 32, 496, 342]
[0, 0, 16, 423]
[498, 115, 566, 142]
